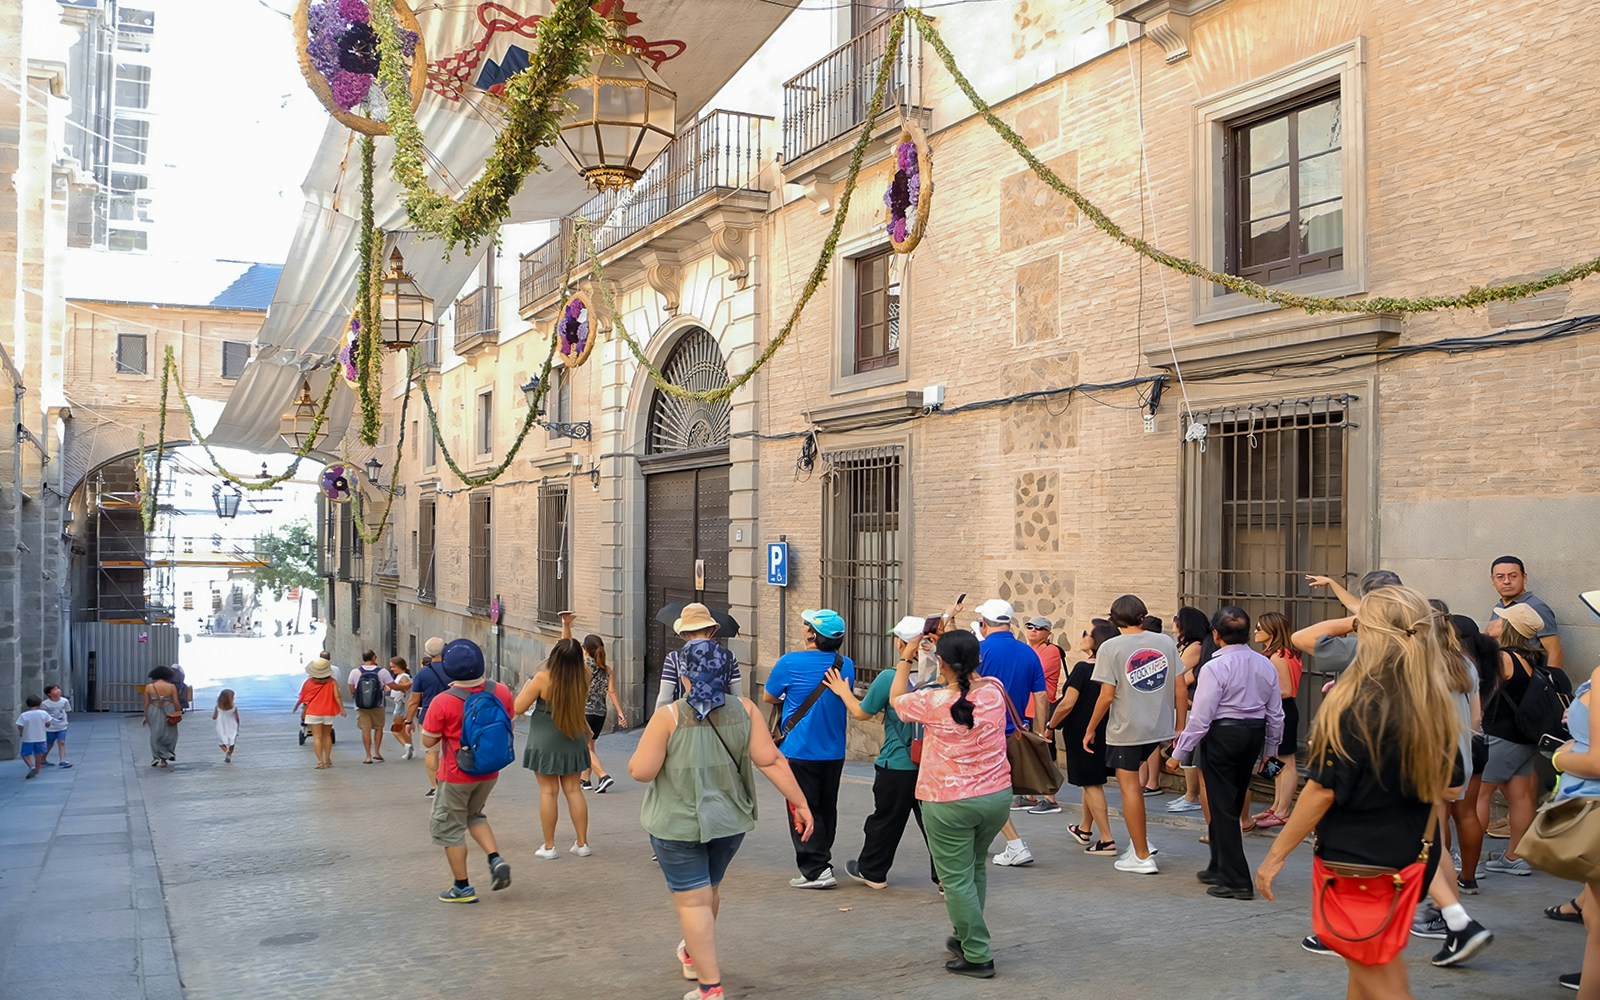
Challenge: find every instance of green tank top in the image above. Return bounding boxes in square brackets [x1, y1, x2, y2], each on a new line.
[641, 701, 759, 842]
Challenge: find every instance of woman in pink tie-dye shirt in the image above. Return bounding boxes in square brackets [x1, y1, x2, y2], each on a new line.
[892, 630, 1011, 979]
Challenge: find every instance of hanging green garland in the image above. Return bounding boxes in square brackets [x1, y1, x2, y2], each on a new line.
[351, 350, 417, 545]
[355, 135, 383, 445]
[904, 8, 1600, 314]
[593, 14, 909, 405]
[417, 338, 558, 488]
[370, 0, 605, 252]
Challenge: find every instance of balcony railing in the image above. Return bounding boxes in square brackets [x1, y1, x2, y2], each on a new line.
[781, 15, 921, 164]
[453, 285, 497, 355]
[519, 109, 771, 312]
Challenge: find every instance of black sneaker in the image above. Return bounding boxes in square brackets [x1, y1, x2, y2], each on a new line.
[1456, 878, 1480, 895]
[845, 860, 886, 889]
[594, 775, 615, 793]
[580, 778, 594, 791]
[1559, 972, 1580, 991]
[1301, 935, 1334, 956]
[424, 788, 435, 798]
[1431, 920, 1493, 967]
[945, 957, 995, 979]
[489, 858, 512, 891]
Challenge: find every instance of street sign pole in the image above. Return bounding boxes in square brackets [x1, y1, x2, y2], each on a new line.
[777, 535, 787, 656]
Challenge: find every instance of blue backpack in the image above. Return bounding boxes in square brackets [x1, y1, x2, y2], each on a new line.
[448, 686, 515, 775]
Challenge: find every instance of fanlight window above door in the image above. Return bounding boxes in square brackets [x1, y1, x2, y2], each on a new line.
[647, 329, 731, 455]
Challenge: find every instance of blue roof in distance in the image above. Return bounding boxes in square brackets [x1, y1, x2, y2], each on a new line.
[209, 263, 283, 311]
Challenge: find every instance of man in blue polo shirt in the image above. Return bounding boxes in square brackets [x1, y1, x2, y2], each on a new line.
[974, 598, 1047, 867]
[764, 608, 855, 889]
[406, 636, 448, 798]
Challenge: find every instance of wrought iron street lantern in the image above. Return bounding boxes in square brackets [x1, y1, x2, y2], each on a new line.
[212, 483, 243, 519]
[520, 374, 592, 440]
[363, 456, 406, 496]
[379, 248, 435, 351]
[278, 379, 321, 452]
[555, 0, 677, 190]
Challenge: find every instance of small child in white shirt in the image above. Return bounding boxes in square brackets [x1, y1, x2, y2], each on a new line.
[15, 695, 52, 780]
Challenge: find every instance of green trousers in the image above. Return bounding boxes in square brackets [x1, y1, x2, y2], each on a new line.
[921, 789, 1012, 963]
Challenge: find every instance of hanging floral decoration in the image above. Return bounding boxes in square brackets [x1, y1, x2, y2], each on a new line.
[295, 0, 427, 135]
[338, 314, 362, 386]
[884, 121, 930, 254]
[556, 290, 599, 369]
[321, 462, 357, 503]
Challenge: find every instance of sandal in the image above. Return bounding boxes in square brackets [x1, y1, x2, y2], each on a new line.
[1240, 817, 1257, 832]
[1254, 810, 1286, 829]
[373, 755, 385, 762]
[1545, 898, 1585, 924]
[1198, 835, 1211, 845]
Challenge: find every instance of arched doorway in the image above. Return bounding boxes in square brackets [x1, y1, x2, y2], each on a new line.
[641, 328, 732, 707]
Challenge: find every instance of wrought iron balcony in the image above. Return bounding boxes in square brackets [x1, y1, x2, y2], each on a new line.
[519, 109, 772, 313]
[453, 285, 498, 356]
[781, 15, 921, 165]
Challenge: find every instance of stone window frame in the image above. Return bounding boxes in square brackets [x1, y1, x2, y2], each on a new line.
[221, 340, 250, 381]
[830, 228, 910, 395]
[115, 332, 148, 375]
[475, 387, 494, 456]
[536, 482, 570, 625]
[1191, 38, 1368, 325]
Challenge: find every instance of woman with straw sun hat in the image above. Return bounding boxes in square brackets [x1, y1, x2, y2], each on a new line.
[294, 658, 345, 770]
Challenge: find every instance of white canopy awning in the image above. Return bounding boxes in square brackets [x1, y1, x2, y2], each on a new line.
[212, 0, 792, 451]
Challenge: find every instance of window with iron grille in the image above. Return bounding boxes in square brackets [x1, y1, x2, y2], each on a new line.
[417, 497, 436, 602]
[468, 493, 492, 612]
[1225, 85, 1343, 286]
[386, 602, 398, 658]
[853, 248, 900, 373]
[221, 341, 249, 380]
[423, 420, 438, 468]
[350, 580, 362, 634]
[182, 591, 192, 610]
[112, 118, 150, 165]
[537, 483, 569, 623]
[116, 333, 147, 374]
[323, 578, 335, 626]
[338, 502, 354, 579]
[114, 63, 151, 109]
[821, 446, 903, 683]
[1179, 396, 1354, 747]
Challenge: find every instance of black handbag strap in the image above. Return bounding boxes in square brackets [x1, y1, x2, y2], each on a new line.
[773, 653, 840, 742]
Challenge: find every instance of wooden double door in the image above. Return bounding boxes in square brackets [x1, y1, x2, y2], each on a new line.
[643, 463, 730, 709]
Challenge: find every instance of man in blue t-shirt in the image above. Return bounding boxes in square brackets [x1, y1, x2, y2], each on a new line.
[974, 598, 1047, 868]
[764, 608, 855, 889]
[406, 636, 448, 798]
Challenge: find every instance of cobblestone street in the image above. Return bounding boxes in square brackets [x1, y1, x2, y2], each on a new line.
[7, 673, 1561, 1000]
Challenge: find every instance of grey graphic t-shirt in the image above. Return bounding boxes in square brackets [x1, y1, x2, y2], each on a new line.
[1091, 632, 1179, 746]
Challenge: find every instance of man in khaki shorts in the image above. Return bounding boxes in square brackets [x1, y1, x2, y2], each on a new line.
[348, 650, 394, 764]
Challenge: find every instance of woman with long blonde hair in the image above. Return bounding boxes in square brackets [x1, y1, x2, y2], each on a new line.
[1256, 586, 1462, 998]
[516, 612, 595, 858]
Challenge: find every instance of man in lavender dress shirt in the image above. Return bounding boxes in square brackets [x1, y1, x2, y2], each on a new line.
[1173, 607, 1284, 900]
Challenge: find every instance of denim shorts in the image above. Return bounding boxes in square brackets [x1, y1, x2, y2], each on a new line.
[46, 729, 67, 748]
[649, 833, 745, 893]
[21, 741, 47, 757]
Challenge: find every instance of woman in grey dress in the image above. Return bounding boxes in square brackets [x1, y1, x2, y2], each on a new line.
[143, 665, 182, 767]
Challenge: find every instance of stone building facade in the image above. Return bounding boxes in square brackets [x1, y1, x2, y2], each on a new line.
[321, 0, 1600, 749]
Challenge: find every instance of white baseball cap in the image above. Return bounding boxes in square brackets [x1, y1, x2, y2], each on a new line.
[890, 615, 925, 643]
[974, 598, 1014, 624]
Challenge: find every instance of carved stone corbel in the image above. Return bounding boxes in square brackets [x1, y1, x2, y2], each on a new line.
[638, 248, 682, 316]
[706, 209, 757, 289]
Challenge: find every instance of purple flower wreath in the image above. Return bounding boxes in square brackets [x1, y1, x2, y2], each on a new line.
[306, 0, 418, 112]
[558, 297, 590, 358]
[320, 463, 354, 503]
[338, 316, 360, 386]
[883, 139, 921, 244]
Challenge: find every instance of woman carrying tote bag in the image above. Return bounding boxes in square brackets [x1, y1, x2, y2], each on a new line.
[1523, 663, 1600, 997]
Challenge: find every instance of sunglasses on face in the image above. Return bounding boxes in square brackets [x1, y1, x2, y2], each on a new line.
[1024, 624, 1047, 630]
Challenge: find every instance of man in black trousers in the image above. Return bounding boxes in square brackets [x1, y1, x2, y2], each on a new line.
[1172, 607, 1284, 899]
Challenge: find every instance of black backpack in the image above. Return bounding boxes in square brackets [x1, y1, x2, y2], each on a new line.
[1490, 650, 1569, 744]
[354, 667, 385, 710]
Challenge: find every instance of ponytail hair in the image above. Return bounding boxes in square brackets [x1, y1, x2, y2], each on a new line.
[582, 633, 608, 675]
[937, 630, 982, 729]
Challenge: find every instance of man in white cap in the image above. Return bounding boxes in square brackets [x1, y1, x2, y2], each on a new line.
[407, 636, 448, 798]
[973, 599, 1047, 867]
[821, 614, 941, 891]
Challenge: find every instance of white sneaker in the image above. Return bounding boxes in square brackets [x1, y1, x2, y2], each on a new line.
[1165, 797, 1203, 813]
[1114, 851, 1159, 875]
[788, 867, 838, 889]
[404, 744, 415, 760]
[534, 846, 558, 860]
[991, 842, 1035, 867]
[570, 842, 593, 857]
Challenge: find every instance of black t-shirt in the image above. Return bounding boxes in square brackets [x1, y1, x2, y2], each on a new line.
[1060, 661, 1106, 742]
[1307, 718, 1462, 870]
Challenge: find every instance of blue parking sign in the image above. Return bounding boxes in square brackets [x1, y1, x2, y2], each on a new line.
[767, 542, 788, 587]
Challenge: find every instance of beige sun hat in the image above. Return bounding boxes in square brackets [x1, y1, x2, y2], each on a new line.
[305, 658, 334, 679]
[673, 603, 718, 635]
[1491, 602, 1544, 639]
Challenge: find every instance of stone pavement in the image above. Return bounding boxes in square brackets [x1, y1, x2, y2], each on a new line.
[0, 713, 181, 1000]
[2, 689, 1583, 1000]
